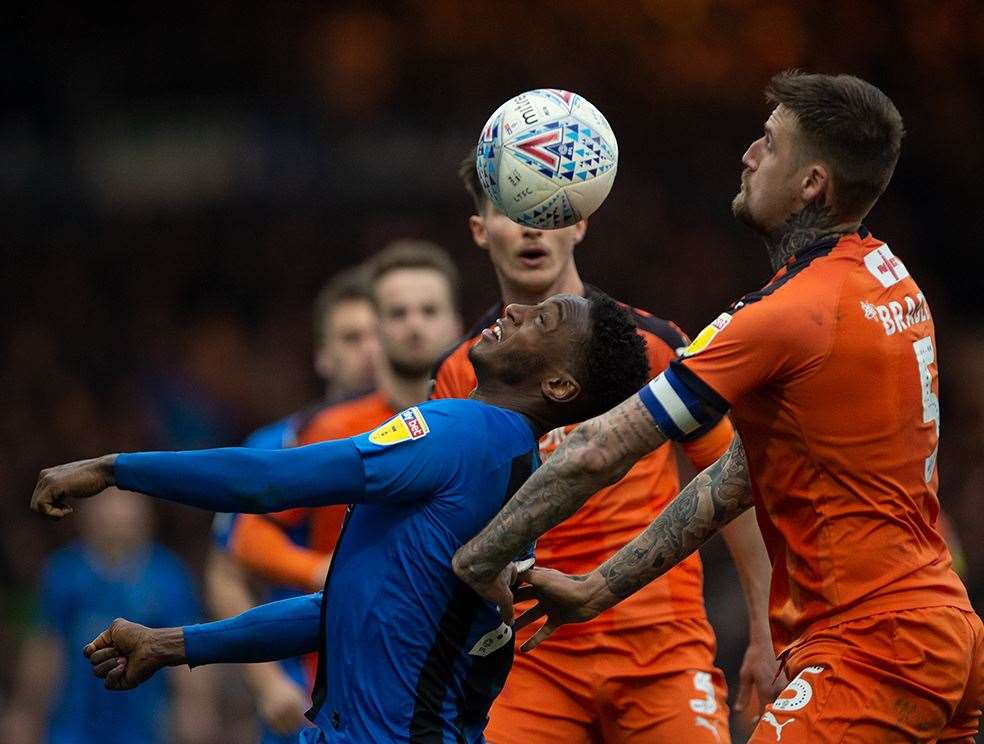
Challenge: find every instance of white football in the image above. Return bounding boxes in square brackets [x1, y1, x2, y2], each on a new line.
[475, 89, 618, 229]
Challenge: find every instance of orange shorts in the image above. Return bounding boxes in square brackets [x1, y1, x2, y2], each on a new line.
[748, 606, 984, 743]
[486, 617, 730, 744]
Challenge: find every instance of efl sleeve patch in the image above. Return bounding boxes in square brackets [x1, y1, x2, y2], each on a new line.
[368, 407, 430, 446]
[681, 312, 732, 357]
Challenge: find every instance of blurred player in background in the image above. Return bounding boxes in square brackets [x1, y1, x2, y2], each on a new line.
[454, 72, 984, 742]
[0, 488, 218, 744]
[431, 155, 779, 743]
[204, 265, 379, 742]
[210, 241, 462, 742]
[34, 292, 652, 744]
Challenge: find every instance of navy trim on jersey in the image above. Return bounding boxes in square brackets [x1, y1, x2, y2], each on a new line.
[409, 451, 534, 741]
[670, 360, 731, 414]
[730, 233, 841, 313]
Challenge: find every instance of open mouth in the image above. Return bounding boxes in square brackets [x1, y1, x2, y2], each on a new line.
[481, 319, 504, 344]
[517, 246, 548, 267]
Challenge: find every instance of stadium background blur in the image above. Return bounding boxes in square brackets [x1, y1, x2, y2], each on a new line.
[2, 2, 982, 742]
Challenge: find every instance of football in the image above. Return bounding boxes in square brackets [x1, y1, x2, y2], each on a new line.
[475, 89, 618, 229]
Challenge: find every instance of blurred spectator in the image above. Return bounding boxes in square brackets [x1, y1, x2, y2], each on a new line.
[0, 488, 219, 744]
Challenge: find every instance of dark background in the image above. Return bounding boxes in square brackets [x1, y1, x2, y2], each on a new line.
[3, 2, 982, 741]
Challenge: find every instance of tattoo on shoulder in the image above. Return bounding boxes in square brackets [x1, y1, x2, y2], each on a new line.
[599, 436, 753, 599]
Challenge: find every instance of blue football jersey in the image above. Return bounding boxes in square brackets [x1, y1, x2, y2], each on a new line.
[307, 398, 539, 743]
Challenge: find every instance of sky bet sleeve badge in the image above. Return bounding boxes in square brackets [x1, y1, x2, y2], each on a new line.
[369, 407, 431, 446]
[682, 312, 732, 357]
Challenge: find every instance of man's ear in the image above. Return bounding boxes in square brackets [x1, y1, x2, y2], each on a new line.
[541, 373, 580, 404]
[800, 162, 830, 207]
[469, 214, 489, 251]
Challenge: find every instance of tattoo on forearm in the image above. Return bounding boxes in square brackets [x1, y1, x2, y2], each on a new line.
[456, 396, 666, 584]
[598, 435, 753, 599]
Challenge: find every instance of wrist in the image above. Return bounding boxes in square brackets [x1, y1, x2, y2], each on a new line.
[97, 454, 119, 488]
[150, 627, 187, 667]
[582, 571, 616, 615]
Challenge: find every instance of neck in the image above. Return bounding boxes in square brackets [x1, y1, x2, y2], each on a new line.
[376, 363, 431, 412]
[764, 201, 859, 271]
[497, 263, 585, 306]
[469, 385, 556, 438]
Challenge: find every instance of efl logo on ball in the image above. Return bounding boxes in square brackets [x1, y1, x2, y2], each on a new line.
[475, 89, 618, 229]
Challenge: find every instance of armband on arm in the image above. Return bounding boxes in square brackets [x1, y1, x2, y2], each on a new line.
[637, 362, 729, 442]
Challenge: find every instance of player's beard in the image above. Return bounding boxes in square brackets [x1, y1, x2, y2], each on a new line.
[732, 188, 761, 233]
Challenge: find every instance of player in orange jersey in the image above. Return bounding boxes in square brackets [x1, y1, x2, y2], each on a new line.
[431, 155, 779, 743]
[204, 265, 380, 742]
[453, 72, 983, 743]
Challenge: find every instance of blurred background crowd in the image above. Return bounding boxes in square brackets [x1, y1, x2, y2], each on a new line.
[2, 2, 982, 742]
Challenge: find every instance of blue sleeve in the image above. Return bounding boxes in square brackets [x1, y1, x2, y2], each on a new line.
[183, 593, 322, 667]
[114, 438, 367, 513]
[349, 404, 475, 504]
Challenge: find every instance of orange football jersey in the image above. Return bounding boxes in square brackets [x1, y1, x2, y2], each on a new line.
[432, 287, 734, 633]
[677, 229, 971, 653]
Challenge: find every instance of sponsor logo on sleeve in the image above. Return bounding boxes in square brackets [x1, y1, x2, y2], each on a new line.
[863, 243, 909, 287]
[368, 407, 430, 446]
[682, 313, 732, 357]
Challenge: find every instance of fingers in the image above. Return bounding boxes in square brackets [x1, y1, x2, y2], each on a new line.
[513, 604, 546, 632]
[520, 622, 556, 652]
[733, 674, 751, 713]
[83, 628, 115, 657]
[92, 655, 125, 678]
[104, 659, 130, 690]
[496, 587, 514, 625]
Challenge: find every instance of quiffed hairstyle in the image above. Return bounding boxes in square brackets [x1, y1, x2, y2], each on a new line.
[766, 71, 904, 219]
[576, 293, 650, 420]
[313, 264, 372, 348]
[458, 151, 488, 215]
[368, 239, 461, 311]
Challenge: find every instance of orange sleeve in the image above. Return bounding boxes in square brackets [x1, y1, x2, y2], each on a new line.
[680, 295, 829, 407]
[431, 342, 478, 400]
[229, 514, 327, 591]
[680, 416, 735, 471]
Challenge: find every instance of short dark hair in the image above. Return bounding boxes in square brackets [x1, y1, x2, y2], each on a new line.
[368, 239, 461, 311]
[458, 151, 488, 215]
[576, 293, 650, 420]
[313, 264, 372, 348]
[766, 71, 904, 219]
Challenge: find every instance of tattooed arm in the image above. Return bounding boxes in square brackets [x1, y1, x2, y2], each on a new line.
[452, 395, 667, 618]
[512, 435, 754, 650]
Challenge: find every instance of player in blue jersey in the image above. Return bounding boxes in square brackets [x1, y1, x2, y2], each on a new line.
[3, 488, 216, 744]
[204, 264, 380, 742]
[32, 292, 650, 744]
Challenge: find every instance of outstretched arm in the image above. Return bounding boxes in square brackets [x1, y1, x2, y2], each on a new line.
[85, 593, 322, 691]
[515, 436, 755, 650]
[452, 395, 668, 614]
[31, 439, 366, 519]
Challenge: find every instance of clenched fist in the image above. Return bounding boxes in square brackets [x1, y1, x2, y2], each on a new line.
[84, 618, 186, 691]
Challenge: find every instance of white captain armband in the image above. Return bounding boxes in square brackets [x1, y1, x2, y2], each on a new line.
[637, 363, 728, 442]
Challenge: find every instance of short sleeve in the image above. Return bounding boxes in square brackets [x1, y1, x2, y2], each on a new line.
[679, 298, 830, 407]
[350, 403, 477, 503]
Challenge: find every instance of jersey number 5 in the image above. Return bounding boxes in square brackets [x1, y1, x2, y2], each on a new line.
[913, 337, 940, 482]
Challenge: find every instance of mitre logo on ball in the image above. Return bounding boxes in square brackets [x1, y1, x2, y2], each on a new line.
[475, 89, 618, 229]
